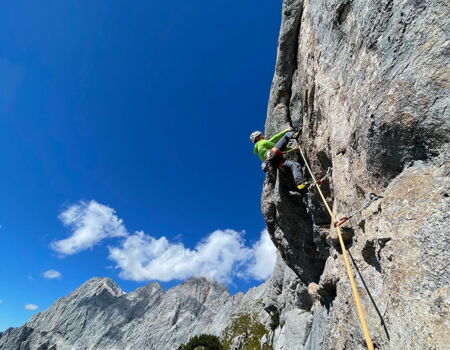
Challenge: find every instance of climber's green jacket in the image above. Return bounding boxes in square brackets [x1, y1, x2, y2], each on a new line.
[253, 129, 293, 161]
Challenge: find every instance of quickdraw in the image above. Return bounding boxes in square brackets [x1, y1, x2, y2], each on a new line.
[334, 193, 383, 228]
[311, 167, 331, 188]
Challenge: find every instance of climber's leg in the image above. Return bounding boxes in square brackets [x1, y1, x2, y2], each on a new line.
[273, 131, 294, 152]
[282, 160, 305, 187]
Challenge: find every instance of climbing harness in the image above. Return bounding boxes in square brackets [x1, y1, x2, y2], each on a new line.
[334, 193, 383, 228]
[266, 147, 289, 169]
[297, 144, 375, 350]
[266, 147, 284, 161]
[261, 142, 298, 173]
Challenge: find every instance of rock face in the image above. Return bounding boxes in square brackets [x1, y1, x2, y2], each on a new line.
[262, 0, 449, 349]
[1, 1, 448, 349]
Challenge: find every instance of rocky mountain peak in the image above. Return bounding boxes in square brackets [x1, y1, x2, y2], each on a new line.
[70, 277, 124, 299]
[179, 277, 228, 293]
[0, 275, 266, 350]
[128, 281, 163, 299]
[165, 277, 230, 308]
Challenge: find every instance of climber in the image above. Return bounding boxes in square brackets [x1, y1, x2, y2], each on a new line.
[250, 129, 309, 190]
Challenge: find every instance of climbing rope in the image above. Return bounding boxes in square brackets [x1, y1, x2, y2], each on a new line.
[297, 145, 375, 350]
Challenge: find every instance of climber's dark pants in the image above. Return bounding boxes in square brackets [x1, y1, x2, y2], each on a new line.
[269, 131, 304, 186]
[281, 160, 304, 186]
[274, 132, 294, 152]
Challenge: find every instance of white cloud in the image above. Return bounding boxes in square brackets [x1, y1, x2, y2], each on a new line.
[109, 229, 277, 284]
[25, 304, 38, 311]
[245, 230, 277, 280]
[43, 269, 62, 279]
[109, 229, 253, 284]
[51, 200, 127, 255]
[50, 200, 278, 285]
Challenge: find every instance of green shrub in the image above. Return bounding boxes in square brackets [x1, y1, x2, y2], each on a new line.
[179, 333, 223, 350]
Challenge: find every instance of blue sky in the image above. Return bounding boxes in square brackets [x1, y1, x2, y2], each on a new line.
[0, 0, 282, 330]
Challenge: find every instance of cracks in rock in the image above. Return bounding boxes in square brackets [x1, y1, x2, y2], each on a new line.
[268, 1, 304, 133]
[297, 287, 314, 312]
[268, 307, 281, 331]
[305, 84, 317, 136]
[354, 184, 366, 200]
[361, 238, 392, 273]
[306, 150, 333, 226]
[335, 1, 352, 26]
[316, 151, 333, 176]
[365, 0, 394, 51]
[302, 82, 321, 140]
[317, 279, 337, 312]
[302, 317, 314, 346]
[349, 250, 391, 342]
[391, 51, 413, 79]
[341, 227, 356, 245]
[79, 315, 88, 335]
[303, 89, 308, 116]
[308, 84, 315, 120]
[36, 340, 56, 350]
[286, 6, 304, 128]
[170, 304, 181, 326]
[441, 105, 447, 118]
[328, 227, 355, 255]
[361, 240, 381, 272]
[358, 219, 366, 233]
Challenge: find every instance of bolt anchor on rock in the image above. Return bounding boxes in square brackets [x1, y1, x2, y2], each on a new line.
[334, 193, 383, 227]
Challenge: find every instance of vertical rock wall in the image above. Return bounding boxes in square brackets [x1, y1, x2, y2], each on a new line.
[263, 0, 449, 349]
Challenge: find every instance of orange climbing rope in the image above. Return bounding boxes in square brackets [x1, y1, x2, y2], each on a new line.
[297, 145, 374, 350]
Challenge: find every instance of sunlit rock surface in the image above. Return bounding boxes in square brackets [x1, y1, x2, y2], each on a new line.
[263, 0, 449, 349]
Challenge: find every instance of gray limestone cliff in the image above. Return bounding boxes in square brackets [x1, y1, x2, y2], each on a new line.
[1, 1, 449, 349]
[262, 0, 449, 349]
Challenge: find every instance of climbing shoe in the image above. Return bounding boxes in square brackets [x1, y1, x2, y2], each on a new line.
[292, 131, 301, 139]
[297, 182, 310, 190]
